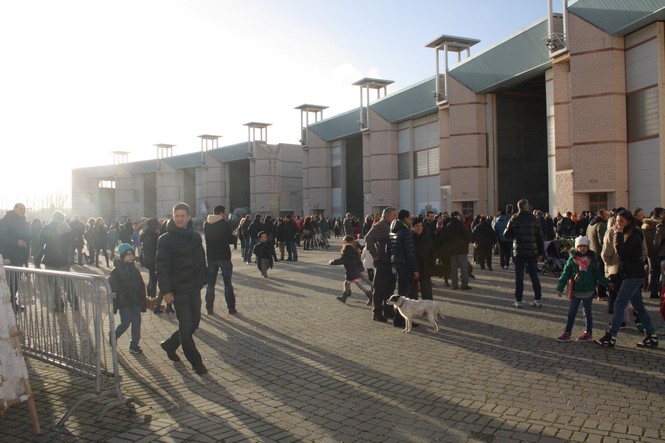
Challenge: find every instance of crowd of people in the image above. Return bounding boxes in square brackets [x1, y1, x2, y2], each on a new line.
[1, 198, 664, 376]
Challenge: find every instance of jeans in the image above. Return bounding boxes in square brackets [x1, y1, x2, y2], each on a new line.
[513, 255, 542, 301]
[206, 260, 235, 311]
[244, 238, 258, 262]
[163, 291, 203, 366]
[564, 296, 593, 335]
[286, 240, 298, 261]
[450, 254, 469, 288]
[114, 305, 142, 350]
[609, 278, 656, 336]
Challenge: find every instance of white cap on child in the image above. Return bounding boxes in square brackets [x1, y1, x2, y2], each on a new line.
[575, 236, 590, 248]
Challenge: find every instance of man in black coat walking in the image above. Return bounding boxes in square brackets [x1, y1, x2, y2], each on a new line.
[504, 199, 545, 308]
[157, 203, 208, 374]
[0, 202, 30, 310]
[203, 205, 237, 315]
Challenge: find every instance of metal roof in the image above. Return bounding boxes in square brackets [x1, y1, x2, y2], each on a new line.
[308, 107, 362, 142]
[73, 164, 116, 179]
[569, 0, 665, 36]
[122, 158, 158, 174]
[208, 142, 251, 163]
[370, 77, 438, 124]
[448, 17, 554, 94]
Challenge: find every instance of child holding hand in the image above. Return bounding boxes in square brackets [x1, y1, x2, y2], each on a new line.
[556, 236, 609, 342]
[329, 235, 373, 304]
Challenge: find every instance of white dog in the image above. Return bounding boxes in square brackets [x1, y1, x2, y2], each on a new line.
[386, 294, 444, 333]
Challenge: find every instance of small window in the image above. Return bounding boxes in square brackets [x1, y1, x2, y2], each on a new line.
[627, 87, 658, 142]
[98, 179, 116, 189]
[331, 165, 342, 188]
[414, 148, 439, 178]
[589, 193, 607, 214]
[398, 152, 411, 180]
[462, 201, 474, 218]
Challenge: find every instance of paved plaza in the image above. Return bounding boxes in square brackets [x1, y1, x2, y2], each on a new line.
[2, 239, 665, 442]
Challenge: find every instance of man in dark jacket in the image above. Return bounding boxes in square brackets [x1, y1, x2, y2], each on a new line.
[244, 214, 263, 264]
[203, 205, 236, 315]
[492, 209, 512, 270]
[442, 211, 472, 290]
[557, 212, 576, 237]
[388, 210, 419, 328]
[157, 202, 208, 374]
[140, 218, 163, 312]
[69, 215, 86, 266]
[283, 215, 298, 261]
[410, 219, 434, 300]
[365, 207, 397, 322]
[0, 203, 30, 310]
[504, 199, 545, 308]
[35, 210, 76, 311]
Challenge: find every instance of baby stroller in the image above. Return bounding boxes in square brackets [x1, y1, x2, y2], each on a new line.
[540, 239, 567, 276]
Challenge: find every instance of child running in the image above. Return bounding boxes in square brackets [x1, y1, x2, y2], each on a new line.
[253, 231, 274, 278]
[555, 236, 609, 342]
[329, 235, 373, 304]
[109, 243, 147, 354]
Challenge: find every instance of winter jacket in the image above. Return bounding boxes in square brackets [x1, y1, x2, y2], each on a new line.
[0, 209, 30, 265]
[557, 217, 576, 237]
[556, 250, 609, 293]
[36, 220, 72, 268]
[329, 244, 364, 281]
[441, 218, 471, 256]
[504, 211, 544, 258]
[365, 219, 392, 264]
[69, 219, 86, 246]
[247, 217, 263, 240]
[155, 220, 207, 296]
[586, 216, 607, 258]
[253, 241, 274, 271]
[203, 214, 233, 262]
[412, 231, 435, 278]
[615, 225, 646, 279]
[283, 219, 297, 241]
[653, 221, 665, 256]
[492, 214, 510, 242]
[642, 218, 659, 257]
[472, 222, 496, 247]
[140, 229, 159, 265]
[388, 220, 418, 273]
[109, 258, 147, 312]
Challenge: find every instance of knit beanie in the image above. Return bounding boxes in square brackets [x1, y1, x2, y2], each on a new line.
[117, 243, 133, 259]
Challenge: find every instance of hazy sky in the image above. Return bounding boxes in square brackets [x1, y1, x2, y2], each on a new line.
[0, 0, 558, 209]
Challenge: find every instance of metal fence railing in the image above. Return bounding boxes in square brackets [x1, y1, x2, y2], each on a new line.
[5, 265, 134, 428]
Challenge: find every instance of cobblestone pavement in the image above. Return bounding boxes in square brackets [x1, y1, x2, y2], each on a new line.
[2, 239, 665, 442]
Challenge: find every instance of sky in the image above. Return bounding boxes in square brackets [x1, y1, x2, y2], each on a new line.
[0, 0, 559, 210]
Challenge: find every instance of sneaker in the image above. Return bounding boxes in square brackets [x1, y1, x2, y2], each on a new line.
[129, 346, 143, 354]
[594, 331, 616, 347]
[531, 300, 542, 308]
[556, 332, 572, 343]
[636, 333, 658, 348]
[577, 331, 593, 342]
[161, 341, 181, 362]
[228, 308, 238, 315]
[513, 301, 522, 308]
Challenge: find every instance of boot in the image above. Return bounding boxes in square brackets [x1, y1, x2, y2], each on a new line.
[165, 304, 175, 314]
[336, 291, 351, 303]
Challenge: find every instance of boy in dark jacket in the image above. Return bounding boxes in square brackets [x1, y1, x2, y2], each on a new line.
[109, 243, 147, 354]
[329, 235, 373, 304]
[253, 231, 274, 277]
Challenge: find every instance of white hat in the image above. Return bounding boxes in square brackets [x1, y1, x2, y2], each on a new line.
[575, 236, 590, 248]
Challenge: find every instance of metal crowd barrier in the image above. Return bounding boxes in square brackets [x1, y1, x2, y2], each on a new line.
[5, 266, 134, 428]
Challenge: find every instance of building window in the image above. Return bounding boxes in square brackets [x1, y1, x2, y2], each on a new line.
[99, 179, 116, 189]
[589, 193, 608, 214]
[627, 87, 658, 142]
[331, 165, 342, 188]
[462, 201, 475, 218]
[398, 152, 411, 180]
[414, 148, 439, 177]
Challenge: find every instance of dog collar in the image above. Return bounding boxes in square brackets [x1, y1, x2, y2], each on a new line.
[395, 297, 405, 307]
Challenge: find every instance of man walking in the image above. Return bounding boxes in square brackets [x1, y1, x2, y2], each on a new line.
[365, 207, 397, 322]
[0, 202, 30, 311]
[504, 199, 545, 308]
[203, 205, 237, 316]
[157, 202, 208, 374]
[388, 210, 419, 328]
[442, 211, 472, 290]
